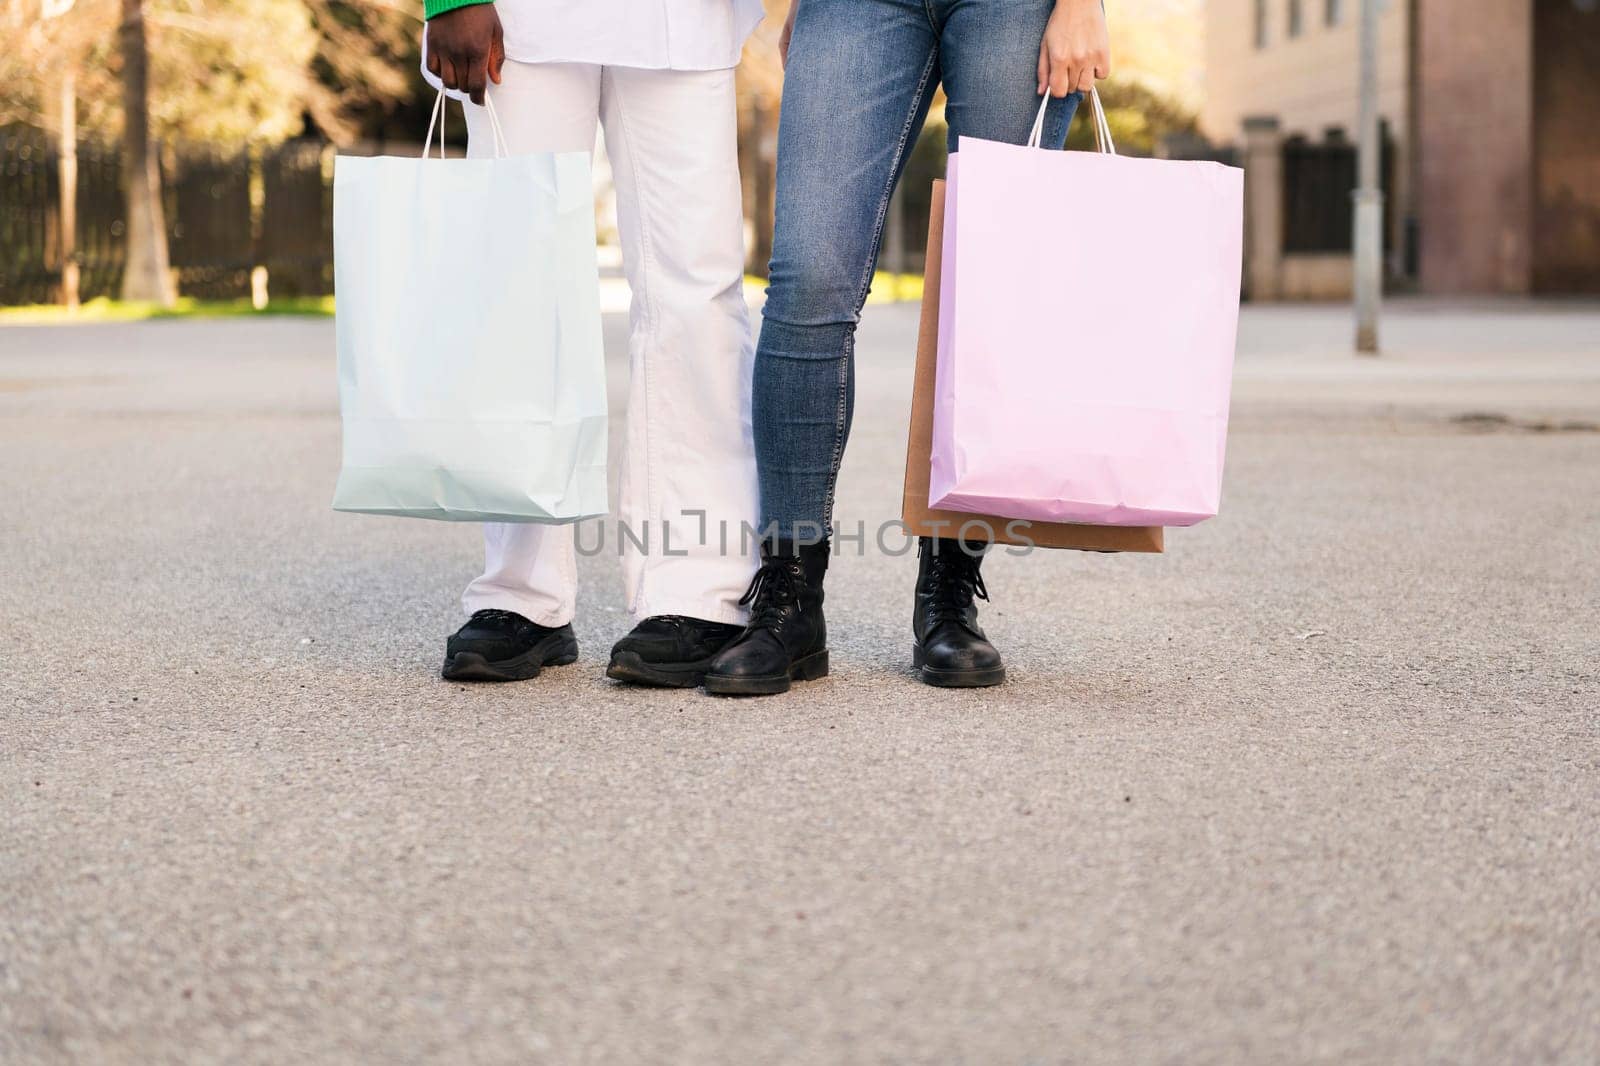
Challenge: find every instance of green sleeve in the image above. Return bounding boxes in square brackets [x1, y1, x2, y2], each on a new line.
[424, 0, 491, 19]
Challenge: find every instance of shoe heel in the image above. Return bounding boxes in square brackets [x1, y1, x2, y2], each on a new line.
[791, 649, 829, 682]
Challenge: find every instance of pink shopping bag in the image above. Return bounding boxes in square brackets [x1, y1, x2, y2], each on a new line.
[929, 88, 1244, 527]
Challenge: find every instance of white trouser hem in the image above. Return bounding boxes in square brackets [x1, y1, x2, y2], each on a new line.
[460, 592, 574, 629]
[630, 597, 749, 627]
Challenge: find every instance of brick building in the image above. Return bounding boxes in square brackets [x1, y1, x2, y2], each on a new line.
[1201, 0, 1600, 298]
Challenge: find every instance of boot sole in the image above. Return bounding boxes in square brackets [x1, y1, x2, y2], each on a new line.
[442, 635, 579, 682]
[605, 650, 714, 689]
[702, 649, 830, 696]
[912, 644, 1006, 688]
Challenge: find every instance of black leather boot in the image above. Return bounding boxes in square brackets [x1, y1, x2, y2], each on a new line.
[702, 539, 830, 696]
[912, 538, 1005, 687]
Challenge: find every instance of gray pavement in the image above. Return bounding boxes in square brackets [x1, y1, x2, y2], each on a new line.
[3, 299, 1598, 1064]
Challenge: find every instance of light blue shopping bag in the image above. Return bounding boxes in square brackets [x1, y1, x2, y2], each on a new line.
[332, 92, 608, 522]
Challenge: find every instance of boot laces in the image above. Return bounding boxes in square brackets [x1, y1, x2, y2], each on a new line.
[737, 558, 805, 632]
[926, 551, 989, 626]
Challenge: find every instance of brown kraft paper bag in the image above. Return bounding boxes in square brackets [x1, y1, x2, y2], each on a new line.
[901, 179, 1164, 553]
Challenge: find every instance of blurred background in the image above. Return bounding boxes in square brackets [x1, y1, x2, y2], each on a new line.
[0, 0, 1596, 314]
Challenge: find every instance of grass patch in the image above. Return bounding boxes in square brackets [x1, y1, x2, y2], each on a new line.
[866, 272, 925, 304]
[743, 272, 925, 306]
[3, 273, 926, 326]
[0, 295, 335, 324]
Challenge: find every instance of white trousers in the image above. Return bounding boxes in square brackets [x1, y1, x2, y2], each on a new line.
[461, 62, 759, 627]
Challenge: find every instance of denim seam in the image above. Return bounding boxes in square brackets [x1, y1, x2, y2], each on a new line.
[818, 330, 853, 531]
[608, 68, 659, 617]
[851, 47, 939, 322]
[817, 48, 939, 531]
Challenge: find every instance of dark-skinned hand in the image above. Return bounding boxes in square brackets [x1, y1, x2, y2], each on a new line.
[426, 3, 505, 106]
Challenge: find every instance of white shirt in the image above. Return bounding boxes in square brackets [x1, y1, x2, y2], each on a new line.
[429, 0, 766, 74]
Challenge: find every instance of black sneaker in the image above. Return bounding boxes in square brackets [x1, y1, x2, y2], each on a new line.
[605, 615, 744, 688]
[442, 609, 579, 682]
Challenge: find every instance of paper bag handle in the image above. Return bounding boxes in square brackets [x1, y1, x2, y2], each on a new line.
[421, 88, 508, 160]
[1027, 84, 1116, 155]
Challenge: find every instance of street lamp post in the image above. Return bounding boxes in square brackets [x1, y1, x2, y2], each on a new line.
[1353, 0, 1384, 354]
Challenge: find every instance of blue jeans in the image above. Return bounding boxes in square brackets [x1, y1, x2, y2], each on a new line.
[754, 0, 1080, 540]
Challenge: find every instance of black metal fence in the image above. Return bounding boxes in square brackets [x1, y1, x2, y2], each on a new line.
[7, 117, 985, 307]
[1281, 126, 1394, 255]
[261, 140, 335, 298]
[0, 124, 334, 306]
[1, 126, 128, 304]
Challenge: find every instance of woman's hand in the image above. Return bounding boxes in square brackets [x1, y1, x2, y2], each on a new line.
[780, 2, 798, 69]
[1037, 0, 1111, 98]
[426, 2, 505, 106]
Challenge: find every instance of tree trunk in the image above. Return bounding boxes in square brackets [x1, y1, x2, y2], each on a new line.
[57, 66, 80, 311]
[119, 0, 175, 306]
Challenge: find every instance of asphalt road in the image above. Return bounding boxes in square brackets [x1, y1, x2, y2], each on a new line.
[3, 300, 1598, 1064]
